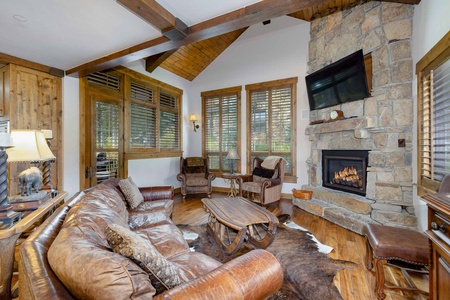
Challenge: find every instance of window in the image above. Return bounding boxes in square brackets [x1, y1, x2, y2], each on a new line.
[127, 78, 181, 154]
[82, 68, 182, 188]
[417, 31, 450, 195]
[202, 86, 241, 174]
[246, 78, 297, 183]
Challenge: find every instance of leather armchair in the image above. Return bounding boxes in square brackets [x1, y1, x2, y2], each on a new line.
[237, 156, 285, 205]
[177, 157, 216, 199]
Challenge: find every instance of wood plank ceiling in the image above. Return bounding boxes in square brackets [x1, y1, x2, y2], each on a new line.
[153, 0, 419, 81]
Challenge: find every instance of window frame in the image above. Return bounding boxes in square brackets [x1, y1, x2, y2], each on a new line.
[201, 86, 241, 176]
[416, 31, 450, 196]
[245, 77, 298, 183]
[81, 67, 182, 188]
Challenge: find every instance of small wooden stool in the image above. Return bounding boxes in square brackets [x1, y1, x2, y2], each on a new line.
[362, 224, 429, 300]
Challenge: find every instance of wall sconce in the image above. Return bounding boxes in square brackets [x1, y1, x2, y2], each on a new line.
[189, 114, 200, 132]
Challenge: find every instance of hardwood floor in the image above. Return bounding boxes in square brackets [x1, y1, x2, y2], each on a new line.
[173, 193, 429, 300]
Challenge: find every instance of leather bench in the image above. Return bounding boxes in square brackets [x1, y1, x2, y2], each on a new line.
[362, 223, 429, 300]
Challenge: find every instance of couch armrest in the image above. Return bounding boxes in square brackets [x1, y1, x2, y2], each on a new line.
[236, 174, 252, 184]
[154, 249, 283, 300]
[261, 178, 281, 189]
[139, 186, 174, 201]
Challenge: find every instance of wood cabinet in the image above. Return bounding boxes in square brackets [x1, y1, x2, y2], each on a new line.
[423, 193, 450, 300]
[0, 63, 62, 195]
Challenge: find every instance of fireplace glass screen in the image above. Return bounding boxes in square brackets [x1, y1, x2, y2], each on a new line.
[322, 150, 369, 196]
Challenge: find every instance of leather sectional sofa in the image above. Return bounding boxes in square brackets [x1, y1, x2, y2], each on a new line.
[18, 178, 283, 299]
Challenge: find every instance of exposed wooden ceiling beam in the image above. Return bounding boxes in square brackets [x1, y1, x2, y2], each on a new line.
[0, 52, 64, 77]
[117, 0, 188, 40]
[145, 49, 178, 73]
[67, 0, 421, 77]
[117, 0, 176, 31]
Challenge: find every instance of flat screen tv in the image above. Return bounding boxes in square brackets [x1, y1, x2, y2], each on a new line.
[306, 49, 369, 111]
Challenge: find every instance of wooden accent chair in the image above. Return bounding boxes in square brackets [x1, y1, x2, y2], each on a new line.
[236, 156, 285, 205]
[176, 157, 216, 200]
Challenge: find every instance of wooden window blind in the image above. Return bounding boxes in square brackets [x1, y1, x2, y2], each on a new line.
[246, 77, 297, 183]
[130, 80, 156, 150]
[202, 86, 240, 173]
[88, 71, 121, 91]
[416, 31, 450, 195]
[159, 91, 180, 149]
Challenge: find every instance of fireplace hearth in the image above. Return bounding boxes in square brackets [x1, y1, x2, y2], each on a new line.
[322, 150, 369, 196]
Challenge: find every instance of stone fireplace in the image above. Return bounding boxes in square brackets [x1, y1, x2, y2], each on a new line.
[293, 1, 417, 234]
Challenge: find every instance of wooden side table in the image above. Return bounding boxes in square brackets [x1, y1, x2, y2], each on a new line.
[222, 173, 241, 197]
[0, 191, 67, 300]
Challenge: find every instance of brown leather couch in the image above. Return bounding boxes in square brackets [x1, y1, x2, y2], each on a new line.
[18, 178, 283, 299]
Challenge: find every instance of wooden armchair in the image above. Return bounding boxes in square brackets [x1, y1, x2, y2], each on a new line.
[236, 156, 285, 205]
[176, 157, 216, 200]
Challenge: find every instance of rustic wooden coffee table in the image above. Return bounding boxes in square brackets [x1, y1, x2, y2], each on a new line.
[202, 196, 279, 255]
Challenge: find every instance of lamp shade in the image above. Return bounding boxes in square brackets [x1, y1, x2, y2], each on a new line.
[226, 150, 240, 160]
[6, 130, 56, 162]
[189, 114, 197, 122]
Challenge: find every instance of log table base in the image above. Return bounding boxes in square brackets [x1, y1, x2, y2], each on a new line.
[202, 196, 279, 255]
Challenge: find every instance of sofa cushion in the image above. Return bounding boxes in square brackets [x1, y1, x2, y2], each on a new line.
[186, 174, 208, 187]
[129, 199, 173, 217]
[106, 224, 183, 294]
[134, 223, 190, 258]
[119, 177, 144, 209]
[48, 226, 156, 300]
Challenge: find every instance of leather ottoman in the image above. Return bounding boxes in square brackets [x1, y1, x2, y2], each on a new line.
[362, 223, 429, 300]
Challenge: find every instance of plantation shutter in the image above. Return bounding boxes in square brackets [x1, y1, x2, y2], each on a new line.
[205, 96, 221, 170]
[130, 81, 156, 149]
[203, 88, 240, 172]
[417, 33, 450, 194]
[247, 79, 296, 176]
[159, 91, 180, 149]
[88, 71, 120, 91]
[432, 58, 450, 180]
[419, 73, 432, 180]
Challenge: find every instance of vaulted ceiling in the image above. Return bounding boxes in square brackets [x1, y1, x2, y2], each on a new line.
[0, 0, 420, 81]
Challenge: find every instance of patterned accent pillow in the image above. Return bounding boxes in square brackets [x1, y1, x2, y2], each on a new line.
[118, 177, 144, 209]
[105, 224, 183, 294]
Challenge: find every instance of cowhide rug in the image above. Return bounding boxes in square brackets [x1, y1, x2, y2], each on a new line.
[178, 220, 356, 300]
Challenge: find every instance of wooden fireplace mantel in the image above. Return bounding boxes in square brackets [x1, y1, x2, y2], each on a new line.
[305, 116, 377, 138]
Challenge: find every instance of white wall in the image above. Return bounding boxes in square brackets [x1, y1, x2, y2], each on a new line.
[62, 76, 80, 197]
[189, 16, 311, 192]
[412, 0, 450, 231]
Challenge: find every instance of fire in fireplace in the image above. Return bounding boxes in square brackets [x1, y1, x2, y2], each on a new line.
[322, 150, 369, 196]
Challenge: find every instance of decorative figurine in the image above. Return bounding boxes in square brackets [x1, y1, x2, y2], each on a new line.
[18, 167, 43, 197]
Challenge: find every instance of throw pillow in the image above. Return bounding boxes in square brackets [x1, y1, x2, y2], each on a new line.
[118, 177, 144, 209]
[252, 166, 275, 179]
[105, 224, 183, 294]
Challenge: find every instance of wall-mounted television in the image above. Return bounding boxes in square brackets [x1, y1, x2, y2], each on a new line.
[305, 49, 369, 111]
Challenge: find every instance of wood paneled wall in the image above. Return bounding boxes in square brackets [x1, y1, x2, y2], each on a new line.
[0, 64, 62, 196]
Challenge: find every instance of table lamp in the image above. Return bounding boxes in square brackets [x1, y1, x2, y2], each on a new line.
[226, 150, 240, 174]
[6, 130, 56, 201]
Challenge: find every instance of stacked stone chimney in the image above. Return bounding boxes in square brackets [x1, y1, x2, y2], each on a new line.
[293, 1, 416, 234]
